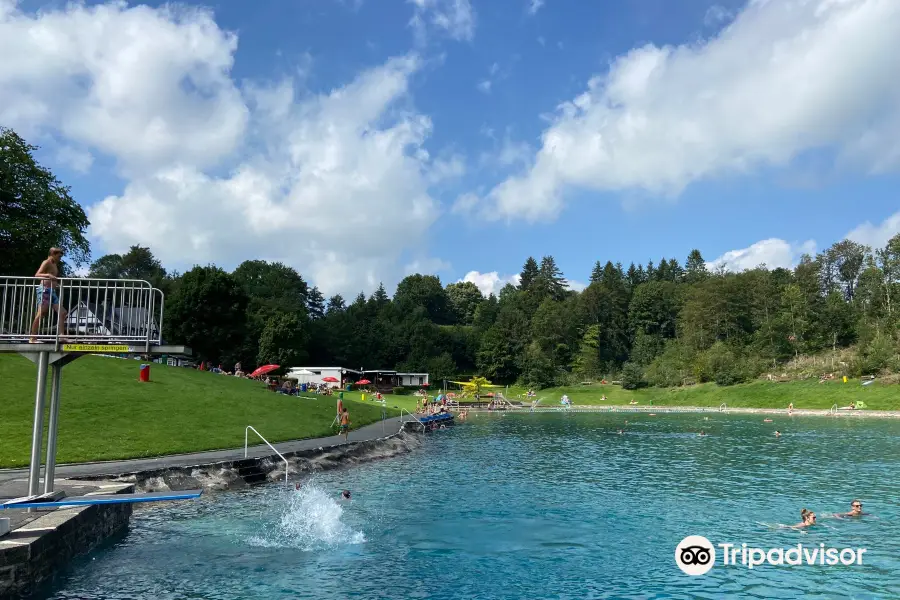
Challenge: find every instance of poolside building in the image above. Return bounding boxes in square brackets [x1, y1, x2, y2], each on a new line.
[286, 366, 429, 391]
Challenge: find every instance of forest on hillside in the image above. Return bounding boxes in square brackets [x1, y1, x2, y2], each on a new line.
[4, 127, 900, 388]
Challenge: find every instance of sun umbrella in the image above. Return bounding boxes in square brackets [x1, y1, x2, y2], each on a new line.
[356, 379, 371, 385]
[322, 376, 339, 383]
[250, 364, 279, 378]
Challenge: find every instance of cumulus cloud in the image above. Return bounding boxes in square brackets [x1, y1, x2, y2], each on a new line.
[708, 238, 817, 272]
[847, 211, 900, 250]
[0, 1, 247, 175]
[469, 0, 900, 221]
[410, 0, 475, 44]
[0, 2, 450, 297]
[460, 271, 521, 296]
[713, 211, 900, 274]
[527, 0, 545, 16]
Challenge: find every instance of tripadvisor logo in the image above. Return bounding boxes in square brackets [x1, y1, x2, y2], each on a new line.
[675, 536, 867, 575]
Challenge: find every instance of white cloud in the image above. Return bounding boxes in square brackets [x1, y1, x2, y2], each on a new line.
[55, 145, 94, 174]
[704, 5, 733, 27]
[567, 279, 587, 292]
[1, 2, 450, 297]
[460, 271, 521, 296]
[405, 257, 452, 276]
[708, 238, 817, 272]
[473, 0, 900, 222]
[0, 1, 248, 176]
[527, 0, 545, 16]
[476, 79, 492, 94]
[409, 0, 475, 44]
[847, 211, 900, 250]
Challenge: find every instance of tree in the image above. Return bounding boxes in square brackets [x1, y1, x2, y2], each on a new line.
[875, 234, 900, 319]
[427, 352, 457, 384]
[536, 255, 567, 301]
[684, 249, 708, 284]
[327, 294, 346, 314]
[821, 240, 868, 301]
[445, 281, 483, 325]
[574, 324, 602, 379]
[369, 283, 390, 308]
[519, 257, 540, 292]
[257, 312, 310, 367]
[621, 362, 644, 390]
[307, 286, 326, 319]
[394, 274, 452, 324]
[589, 261, 604, 284]
[0, 127, 90, 275]
[166, 266, 248, 364]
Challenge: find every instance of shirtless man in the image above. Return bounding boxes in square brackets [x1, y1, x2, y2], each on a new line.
[339, 408, 351, 441]
[835, 499, 867, 518]
[30, 248, 68, 343]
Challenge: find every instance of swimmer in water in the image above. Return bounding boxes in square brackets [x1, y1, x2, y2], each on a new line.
[763, 418, 773, 422]
[295, 482, 301, 491]
[835, 499, 866, 518]
[341, 490, 351, 500]
[775, 430, 781, 437]
[698, 430, 707, 436]
[793, 508, 816, 528]
[617, 429, 623, 435]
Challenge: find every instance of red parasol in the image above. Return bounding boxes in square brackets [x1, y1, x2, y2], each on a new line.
[356, 379, 371, 385]
[250, 364, 279, 377]
[322, 376, 339, 383]
[422, 382, 430, 387]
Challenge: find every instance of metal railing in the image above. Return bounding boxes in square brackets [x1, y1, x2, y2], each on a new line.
[0, 276, 164, 351]
[399, 409, 425, 433]
[719, 402, 727, 412]
[830, 404, 838, 416]
[244, 426, 289, 484]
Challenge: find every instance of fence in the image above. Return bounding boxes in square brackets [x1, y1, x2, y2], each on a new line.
[0, 276, 164, 348]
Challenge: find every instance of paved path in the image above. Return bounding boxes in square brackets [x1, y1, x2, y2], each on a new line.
[0, 416, 407, 485]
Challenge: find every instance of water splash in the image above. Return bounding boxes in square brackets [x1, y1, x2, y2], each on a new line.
[247, 483, 365, 550]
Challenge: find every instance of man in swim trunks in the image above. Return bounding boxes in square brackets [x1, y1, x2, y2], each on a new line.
[30, 248, 68, 343]
[340, 408, 351, 441]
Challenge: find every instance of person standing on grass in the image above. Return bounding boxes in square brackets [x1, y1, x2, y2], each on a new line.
[340, 408, 351, 441]
[30, 247, 68, 343]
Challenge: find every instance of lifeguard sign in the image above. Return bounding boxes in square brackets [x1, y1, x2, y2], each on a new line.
[0, 276, 191, 507]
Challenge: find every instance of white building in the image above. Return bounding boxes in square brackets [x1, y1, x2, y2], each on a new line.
[286, 367, 429, 389]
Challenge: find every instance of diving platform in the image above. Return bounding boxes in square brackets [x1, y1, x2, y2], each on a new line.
[0, 276, 192, 508]
[1, 490, 202, 510]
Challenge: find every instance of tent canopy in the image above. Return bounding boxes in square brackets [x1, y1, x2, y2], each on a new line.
[448, 380, 503, 387]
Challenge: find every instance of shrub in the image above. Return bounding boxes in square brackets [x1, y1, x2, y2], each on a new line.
[392, 387, 410, 396]
[621, 362, 644, 390]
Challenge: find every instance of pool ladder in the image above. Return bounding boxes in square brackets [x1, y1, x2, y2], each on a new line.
[719, 402, 727, 413]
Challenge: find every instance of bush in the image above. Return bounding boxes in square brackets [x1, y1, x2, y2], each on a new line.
[621, 362, 644, 390]
[392, 387, 410, 396]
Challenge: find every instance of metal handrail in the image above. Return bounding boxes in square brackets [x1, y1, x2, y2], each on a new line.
[399, 409, 425, 433]
[830, 404, 838, 416]
[719, 402, 727, 412]
[0, 276, 164, 350]
[244, 425, 289, 484]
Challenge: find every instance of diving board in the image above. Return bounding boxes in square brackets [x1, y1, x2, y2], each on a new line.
[0, 490, 202, 510]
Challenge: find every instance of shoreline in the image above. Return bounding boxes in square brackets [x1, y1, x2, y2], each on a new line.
[467, 405, 900, 418]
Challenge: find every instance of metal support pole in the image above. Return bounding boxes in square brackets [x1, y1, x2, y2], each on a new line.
[43, 363, 63, 494]
[28, 352, 50, 500]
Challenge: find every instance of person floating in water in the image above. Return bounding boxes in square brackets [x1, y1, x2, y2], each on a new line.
[341, 490, 351, 500]
[340, 408, 351, 441]
[775, 430, 781, 437]
[835, 499, 866, 518]
[698, 430, 707, 436]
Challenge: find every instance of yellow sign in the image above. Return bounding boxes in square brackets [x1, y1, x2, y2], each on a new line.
[62, 344, 131, 353]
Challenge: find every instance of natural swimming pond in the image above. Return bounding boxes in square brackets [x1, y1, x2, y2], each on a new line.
[41, 413, 900, 599]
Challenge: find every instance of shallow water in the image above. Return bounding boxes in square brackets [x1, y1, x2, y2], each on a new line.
[41, 413, 900, 599]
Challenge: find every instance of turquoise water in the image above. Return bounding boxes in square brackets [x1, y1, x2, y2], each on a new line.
[42, 413, 900, 599]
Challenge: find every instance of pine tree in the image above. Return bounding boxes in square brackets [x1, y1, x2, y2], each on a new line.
[645, 260, 656, 281]
[590, 261, 604, 284]
[655, 258, 670, 282]
[307, 286, 326, 319]
[519, 257, 540, 292]
[326, 294, 346, 314]
[538, 255, 567, 300]
[685, 249, 708, 284]
[370, 282, 389, 307]
[667, 258, 684, 282]
[574, 324, 602, 379]
[626, 263, 641, 289]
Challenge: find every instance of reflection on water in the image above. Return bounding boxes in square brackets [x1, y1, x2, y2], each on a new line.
[42, 413, 900, 599]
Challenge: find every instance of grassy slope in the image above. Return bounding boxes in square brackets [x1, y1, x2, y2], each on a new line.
[0, 354, 403, 468]
[511, 379, 899, 410]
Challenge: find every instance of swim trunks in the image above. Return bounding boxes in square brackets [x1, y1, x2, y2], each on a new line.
[35, 286, 59, 306]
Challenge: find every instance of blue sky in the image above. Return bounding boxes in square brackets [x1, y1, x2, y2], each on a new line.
[3, 0, 900, 295]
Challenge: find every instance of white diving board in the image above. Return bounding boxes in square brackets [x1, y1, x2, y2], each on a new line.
[0, 490, 202, 510]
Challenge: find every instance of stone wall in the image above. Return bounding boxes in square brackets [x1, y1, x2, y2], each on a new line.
[0, 484, 133, 598]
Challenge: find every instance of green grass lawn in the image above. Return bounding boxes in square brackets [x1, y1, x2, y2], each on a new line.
[0, 354, 401, 468]
[508, 379, 899, 410]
